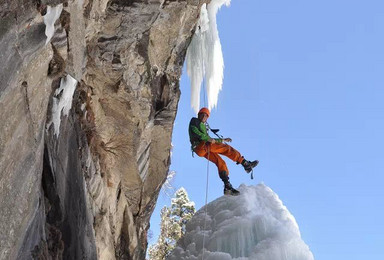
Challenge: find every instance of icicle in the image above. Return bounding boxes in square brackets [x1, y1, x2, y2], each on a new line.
[43, 4, 63, 45]
[186, 0, 231, 113]
[51, 75, 78, 137]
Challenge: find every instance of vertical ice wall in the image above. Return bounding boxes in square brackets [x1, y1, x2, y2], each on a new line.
[168, 184, 315, 260]
[186, 0, 231, 113]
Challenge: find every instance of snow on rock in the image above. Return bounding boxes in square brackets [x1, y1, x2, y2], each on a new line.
[186, 0, 231, 113]
[168, 184, 314, 260]
[43, 4, 63, 45]
[51, 75, 78, 137]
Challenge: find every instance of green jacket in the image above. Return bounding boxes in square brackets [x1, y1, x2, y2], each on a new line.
[189, 117, 222, 147]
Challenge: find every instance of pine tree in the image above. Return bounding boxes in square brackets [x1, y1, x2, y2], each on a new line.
[170, 188, 195, 238]
[148, 188, 196, 260]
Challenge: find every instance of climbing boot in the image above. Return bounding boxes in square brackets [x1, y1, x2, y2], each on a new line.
[241, 159, 259, 173]
[219, 171, 240, 196]
[224, 182, 240, 196]
[219, 171, 229, 184]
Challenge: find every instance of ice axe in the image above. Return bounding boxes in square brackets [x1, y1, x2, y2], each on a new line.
[206, 124, 226, 142]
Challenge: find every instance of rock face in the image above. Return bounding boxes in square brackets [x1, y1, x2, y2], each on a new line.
[0, 0, 203, 259]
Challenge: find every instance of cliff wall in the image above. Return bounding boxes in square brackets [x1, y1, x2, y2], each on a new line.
[0, 0, 203, 259]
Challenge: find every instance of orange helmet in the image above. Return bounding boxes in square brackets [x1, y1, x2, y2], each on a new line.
[198, 107, 210, 117]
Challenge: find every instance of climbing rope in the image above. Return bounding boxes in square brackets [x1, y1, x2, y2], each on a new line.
[202, 145, 210, 260]
[202, 70, 208, 108]
[202, 49, 210, 260]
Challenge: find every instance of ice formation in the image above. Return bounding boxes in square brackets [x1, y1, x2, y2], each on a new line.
[186, 0, 231, 113]
[43, 4, 63, 45]
[168, 184, 314, 260]
[51, 75, 78, 137]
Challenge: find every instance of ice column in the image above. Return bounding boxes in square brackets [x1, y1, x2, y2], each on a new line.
[186, 0, 231, 113]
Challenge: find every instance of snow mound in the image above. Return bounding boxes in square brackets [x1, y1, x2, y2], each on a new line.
[186, 0, 231, 113]
[168, 184, 314, 260]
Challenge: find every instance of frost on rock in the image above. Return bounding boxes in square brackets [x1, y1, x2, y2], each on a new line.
[43, 4, 63, 45]
[51, 75, 78, 137]
[168, 184, 314, 260]
[186, 0, 231, 113]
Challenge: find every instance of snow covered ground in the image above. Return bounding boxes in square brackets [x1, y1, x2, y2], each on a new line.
[168, 184, 314, 260]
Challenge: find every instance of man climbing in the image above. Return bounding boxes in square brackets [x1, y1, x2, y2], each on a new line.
[189, 107, 259, 196]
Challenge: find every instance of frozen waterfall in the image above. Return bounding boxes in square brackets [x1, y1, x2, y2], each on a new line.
[186, 0, 231, 113]
[168, 184, 314, 260]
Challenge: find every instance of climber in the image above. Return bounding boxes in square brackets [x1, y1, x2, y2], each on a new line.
[189, 107, 259, 196]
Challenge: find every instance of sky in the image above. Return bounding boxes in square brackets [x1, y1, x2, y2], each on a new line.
[149, 0, 384, 259]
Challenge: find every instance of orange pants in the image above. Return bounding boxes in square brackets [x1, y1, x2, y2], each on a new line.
[194, 142, 243, 176]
